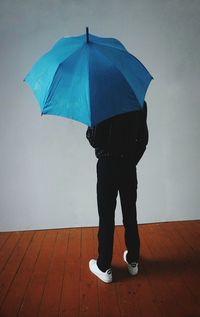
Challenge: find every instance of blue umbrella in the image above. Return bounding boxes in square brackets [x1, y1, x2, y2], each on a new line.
[24, 28, 153, 127]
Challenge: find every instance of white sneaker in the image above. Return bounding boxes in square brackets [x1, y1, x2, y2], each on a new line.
[123, 250, 139, 276]
[89, 259, 112, 283]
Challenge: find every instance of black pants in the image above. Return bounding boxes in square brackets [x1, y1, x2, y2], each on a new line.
[96, 157, 140, 272]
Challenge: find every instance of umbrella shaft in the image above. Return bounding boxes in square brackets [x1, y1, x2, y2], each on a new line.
[86, 27, 89, 43]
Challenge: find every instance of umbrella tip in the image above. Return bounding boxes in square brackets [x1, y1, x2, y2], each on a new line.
[86, 26, 89, 43]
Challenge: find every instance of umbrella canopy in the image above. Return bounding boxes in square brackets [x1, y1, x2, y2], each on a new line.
[24, 28, 153, 126]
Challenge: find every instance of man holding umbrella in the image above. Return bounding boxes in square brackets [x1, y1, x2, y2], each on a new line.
[24, 27, 152, 283]
[86, 101, 148, 283]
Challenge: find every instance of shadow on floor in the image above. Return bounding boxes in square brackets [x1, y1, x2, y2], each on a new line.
[111, 252, 200, 282]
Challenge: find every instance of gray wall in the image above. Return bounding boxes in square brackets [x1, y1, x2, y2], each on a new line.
[0, 0, 200, 232]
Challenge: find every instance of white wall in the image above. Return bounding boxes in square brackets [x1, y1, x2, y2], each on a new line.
[0, 0, 200, 232]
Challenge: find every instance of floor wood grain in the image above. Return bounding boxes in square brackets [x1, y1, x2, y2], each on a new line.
[0, 221, 199, 317]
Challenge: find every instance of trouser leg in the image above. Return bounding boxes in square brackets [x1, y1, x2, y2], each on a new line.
[96, 158, 118, 271]
[119, 160, 140, 263]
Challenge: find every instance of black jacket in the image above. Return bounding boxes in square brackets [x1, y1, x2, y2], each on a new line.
[86, 101, 149, 164]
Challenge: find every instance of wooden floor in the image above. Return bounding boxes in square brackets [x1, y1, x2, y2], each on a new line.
[0, 221, 199, 317]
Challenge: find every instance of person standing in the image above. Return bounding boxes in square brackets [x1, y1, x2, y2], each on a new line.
[86, 101, 149, 283]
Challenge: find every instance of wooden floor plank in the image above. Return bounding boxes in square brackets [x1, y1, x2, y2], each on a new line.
[141, 223, 200, 317]
[160, 222, 200, 300]
[0, 231, 22, 273]
[174, 221, 200, 252]
[156, 223, 200, 313]
[38, 229, 69, 317]
[0, 232, 11, 250]
[191, 220, 200, 234]
[0, 230, 45, 316]
[93, 226, 121, 317]
[79, 227, 99, 317]
[116, 225, 144, 317]
[93, 221, 123, 316]
[116, 225, 164, 317]
[59, 228, 81, 317]
[17, 230, 58, 316]
[0, 231, 34, 309]
[140, 224, 182, 317]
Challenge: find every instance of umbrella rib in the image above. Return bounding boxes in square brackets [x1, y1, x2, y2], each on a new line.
[92, 44, 142, 106]
[91, 37, 153, 80]
[92, 40, 127, 53]
[127, 51, 154, 80]
[43, 44, 86, 108]
[94, 42, 153, 80]
[96, 42, 152, 79]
